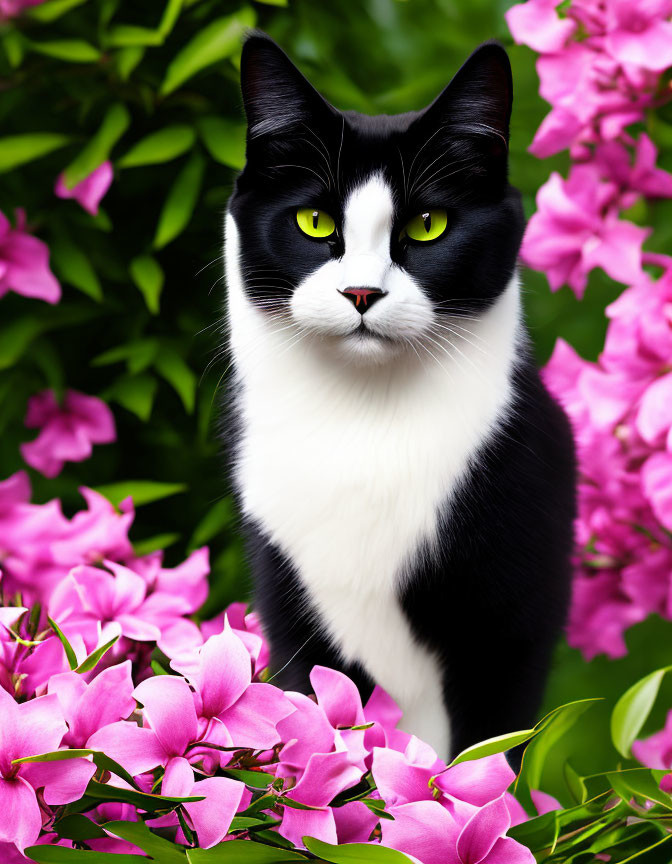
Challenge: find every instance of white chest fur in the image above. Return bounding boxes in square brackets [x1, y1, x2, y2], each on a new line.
[225, 215, 520, 756]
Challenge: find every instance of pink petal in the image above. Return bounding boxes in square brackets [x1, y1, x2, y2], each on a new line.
[162, 756, 195, 798]
[482, 836, 535, 864]
[184, 776, 245, 848]
[50, 662, 135, 748]
[133, 676, 198, 758]
[606, 20, 672, 71]
[333, 800, 379, 843]
[456, 794, 511, 864]
[636, 373, 672, 445]
[506, 0, 576, 52]
[0, 776, 41, 853]
[381, 800, 461, 864]
[55, 162, 113, 216]
[21, 757, 95, 805]
[530, 789, 562, 816]
[87, 722, 166, 776]
[371, 746, 433, 806]
[289, 751, 363, 809]
[279, 806, 337, 848]
[218, 682, 292, 749]
[642, 452, 672, 533]
[435, 754, 515, 807]
[176, 627, 251, 718]
[310, 666, 365, 728]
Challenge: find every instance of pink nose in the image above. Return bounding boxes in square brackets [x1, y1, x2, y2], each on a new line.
[340, 287, 386, 312]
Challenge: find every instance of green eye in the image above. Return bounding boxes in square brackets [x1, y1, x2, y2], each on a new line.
[296, 208, 336, 239]
[401, 209, 448, 243]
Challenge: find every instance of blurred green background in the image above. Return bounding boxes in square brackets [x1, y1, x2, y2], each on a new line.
[2, 0, 671, 801]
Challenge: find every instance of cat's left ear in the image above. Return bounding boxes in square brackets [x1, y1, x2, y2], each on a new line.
[240, 32, 337, 141]
[412, 42, 513, 173]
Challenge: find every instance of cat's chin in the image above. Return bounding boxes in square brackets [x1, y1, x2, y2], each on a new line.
[315, 327, 406, 366]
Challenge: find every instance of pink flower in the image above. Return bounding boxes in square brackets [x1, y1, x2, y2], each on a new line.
[47, 663, 135, 748]
[172, 625, 294, 751]
[21, 389, 116, 478]
[0, 0, 43, 23]
[381, 793, 534, 864]
[0, 209, 60, 304]
[633, 710, 672, 769]
[279, 750, 364, 847]
[604, 0, 672, 72]
[522, 166, 649, 297]
[506, 0, 577, 53]
[49, 559, 188, 646]
[0, 688, 95, 853]
[54, 162, 113, 217]
[159, 756, 245, 848]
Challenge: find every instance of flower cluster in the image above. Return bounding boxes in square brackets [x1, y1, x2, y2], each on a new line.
[506, 0, 672, 658]
[0, 473, 544, 862]
[506, 0, 672, 160]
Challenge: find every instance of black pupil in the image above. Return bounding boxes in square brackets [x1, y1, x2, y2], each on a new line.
[312, 211, 319, 230]
[422, 212, 431, 233]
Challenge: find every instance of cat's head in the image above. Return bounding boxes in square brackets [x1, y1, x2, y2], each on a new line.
[227, 33, 525, 365]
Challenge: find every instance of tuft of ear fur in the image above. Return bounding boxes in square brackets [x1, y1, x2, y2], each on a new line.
[409, 42, 513, 186]
[240, 32, 336, 140]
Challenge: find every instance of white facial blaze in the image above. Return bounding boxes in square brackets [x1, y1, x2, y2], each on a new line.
[290, 174, 435, 358]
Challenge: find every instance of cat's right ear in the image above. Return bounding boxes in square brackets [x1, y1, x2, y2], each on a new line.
[240, 33, 336, 140]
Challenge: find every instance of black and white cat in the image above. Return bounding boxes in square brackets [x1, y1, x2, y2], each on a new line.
[224, 33, 575, 759]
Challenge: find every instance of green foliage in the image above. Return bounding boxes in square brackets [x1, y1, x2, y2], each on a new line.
[4, 9, 672, 853]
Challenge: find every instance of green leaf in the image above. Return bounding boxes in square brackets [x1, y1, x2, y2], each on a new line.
[303, 839, 413, 864]
[154, 347, 197, 412]
[519, 699, 602, 795]
[449, 727, 536, 766]
[75, 634, 119, 673]
[2, 29, 25, 68]
[63, 103, 130, 188]
[28, 0, 88, 21]
[611, 667, 672, 759]
[106, 0, 183, 47]
[93, 339, 159, 372]
[51, 238, 102, 301]
[189, 498, 235, 550]
[158, 0, 184, 36]
[27, 39, 101, 63]
[221, 767, 276, 788]
[608, 768, 672, 811]
[14, 748, 95, 764]
[0, 133, 70, 172]
[130, 255, 164, 314]
[564, 761, 588, 805]
[160, 7, 256, 95]
[103, 820, 187, 862]
[197, 116, 246, 169]
[53, 814, 107, 841]
[255, 0, 287, 5]
[93, 480, 186, 507]
[153, 151, 205, 249]
[48, 616, 78, 669]
[106, 374, 158, 421]
[133, 532, 180, 556]
[107, 25, 164, 47]
[26, 847, 144, 862]
[186, 841, 307, 863]
[114, 45, 145, 80]
[0, 317, 47, 369]
[86, 778, 204, 812]
[117, 126, 195, 168]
